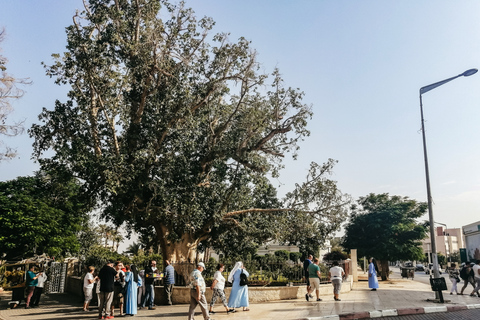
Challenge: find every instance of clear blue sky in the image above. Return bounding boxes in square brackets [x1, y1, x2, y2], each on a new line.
[2, 0, 480, 235]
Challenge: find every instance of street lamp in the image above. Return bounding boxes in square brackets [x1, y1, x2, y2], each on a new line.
[419, 69, 477, 282]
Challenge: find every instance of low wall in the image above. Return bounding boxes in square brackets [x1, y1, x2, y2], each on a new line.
[67, 276, 353, 305]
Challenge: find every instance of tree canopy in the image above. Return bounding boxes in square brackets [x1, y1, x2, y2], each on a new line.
[0, 28, 30, 161]
[30, 0, 349, 265]
[342, 193, 428, 279]
[0, 174, 91, 260]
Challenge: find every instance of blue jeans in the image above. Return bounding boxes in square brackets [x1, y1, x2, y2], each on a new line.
[142, 284, 154, 308]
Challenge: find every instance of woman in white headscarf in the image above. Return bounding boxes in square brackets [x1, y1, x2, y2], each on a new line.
[227, 261, 250, 312]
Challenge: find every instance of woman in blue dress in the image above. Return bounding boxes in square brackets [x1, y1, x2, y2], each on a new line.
[125, 265, 142, 316]
[227, 261, 250, 312]
[368, 258, 379, 291]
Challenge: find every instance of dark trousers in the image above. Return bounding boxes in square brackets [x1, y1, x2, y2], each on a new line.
[142, 284, 154, 308]
[32, 287, 44, 306]
[164, 284, 174, 305]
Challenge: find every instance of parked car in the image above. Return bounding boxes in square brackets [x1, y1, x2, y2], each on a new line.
[425, 263, 442, 275]
[415, 263, 425, 271]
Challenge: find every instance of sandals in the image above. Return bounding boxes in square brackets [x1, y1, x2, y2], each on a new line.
[243, 308, 250, 311]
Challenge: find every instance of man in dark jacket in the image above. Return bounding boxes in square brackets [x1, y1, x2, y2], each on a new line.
[459, 261, 475, 295]
[98, 261, 117, 319]
[141, 260, 157, 310]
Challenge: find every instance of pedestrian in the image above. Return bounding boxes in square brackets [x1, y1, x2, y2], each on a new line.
[98, 261, 117, 319]
[459, 262, 475, 295]
[368, 258, 379, 291]
[209, 263, 231, 314]
[83, 266, 96, 311]
[137, 269, 145, 307]
[305, 258, 322, 302]
[303, 254, 314, 299]
[25, 265, 39, 309]
[470, 259, 480, 297]
[329, 261, 345, 301]
[227, 261, 250, 312]
[112, 261, 126, 317]
[31, 267, 47, 307]
[141, 260, 157, 310]
[448, 263, 460, 295]
[163, 259, 175, 305]
[188, 262, 212, 320]
[125, 264, 142, 316]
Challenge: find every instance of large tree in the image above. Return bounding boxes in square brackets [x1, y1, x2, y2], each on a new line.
[342, 193, 429, 280]
[30, 0, 349, 269]
[0, 28, 30, 161]
[0, 174, 91, 260]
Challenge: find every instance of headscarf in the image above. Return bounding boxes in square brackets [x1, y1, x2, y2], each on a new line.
[131, 264, 139, 283]
[228, 261, 243, 283]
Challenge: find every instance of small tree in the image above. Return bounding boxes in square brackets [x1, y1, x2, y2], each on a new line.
[323, 250, 348, 261]
[342, 193, 429, 280]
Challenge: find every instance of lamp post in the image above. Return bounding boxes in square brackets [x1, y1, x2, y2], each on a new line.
[419, 68, 477, 292]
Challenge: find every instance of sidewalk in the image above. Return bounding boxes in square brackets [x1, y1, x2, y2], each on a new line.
[1, 267, 479, 320]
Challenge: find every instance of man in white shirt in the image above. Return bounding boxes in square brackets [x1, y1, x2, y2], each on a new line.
[188, 262, 212, 320]
[470, 260, 480, 297]
[32, 269, 47, 307]
[329, 261, 345, 301]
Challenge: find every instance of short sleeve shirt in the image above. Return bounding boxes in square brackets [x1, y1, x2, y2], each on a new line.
[213, 271, 226, 290]
[84, 272, 95, 288]
[329, 266, 344, 279]
[473, 264, 480, 280]
[308, 263, 320, 279]
[190, 269, 206, 292]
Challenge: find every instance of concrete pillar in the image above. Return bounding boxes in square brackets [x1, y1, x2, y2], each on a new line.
[351, 249, 358, 282]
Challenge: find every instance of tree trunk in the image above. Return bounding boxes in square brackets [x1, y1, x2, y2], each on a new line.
[379, 260, 390, 280]
[154, 224, 202, 284]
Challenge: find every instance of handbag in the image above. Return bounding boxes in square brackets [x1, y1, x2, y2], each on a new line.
[239, 269, 248, 286]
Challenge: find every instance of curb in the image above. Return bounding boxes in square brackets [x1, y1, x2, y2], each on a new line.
[303, 304, 480, 320]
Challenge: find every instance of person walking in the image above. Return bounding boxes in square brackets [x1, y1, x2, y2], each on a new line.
[163, 260, 175, 305]
[98, 261, 117, 320]
[329, 261, 345, 301]
[303, 254, 314, 299]
[112, 261, 125, 317]
[25, 265, 39, 309]
[188, 262, 213, 320]
[125, 265, 142, 316]
[31, 268, 47, 307]
[470, 259, 480, 297]
[142, 260, 157, 310]
[448, 263, 460, 295]
[459, 262, 475, 295]
[209, 264, 231, 314]
[83, 266, 96, 311]
[227, 261, 250, 312]
[368, 258, 379, 291]
[305, 258, 322, 302]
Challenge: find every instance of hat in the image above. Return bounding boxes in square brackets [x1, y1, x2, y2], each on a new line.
[197, 262, 206, 268]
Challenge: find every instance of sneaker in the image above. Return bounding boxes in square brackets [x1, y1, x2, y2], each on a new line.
[106, 316, 114, 319]
[309, 294, 314, 299]
[210, 311, 216, 314]
[98, 317, 104, 320]
[227, 309, 236, 313]
[305, 293, 309, 301]
[148, 307, 156, 310]
[316, 298, 322, 301]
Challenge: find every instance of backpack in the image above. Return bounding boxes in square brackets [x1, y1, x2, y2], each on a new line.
[239, 269, 248, 286]
[460, 267, 468, 280]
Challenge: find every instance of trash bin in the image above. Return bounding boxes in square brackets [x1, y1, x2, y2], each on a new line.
[401, 267, 415, 279]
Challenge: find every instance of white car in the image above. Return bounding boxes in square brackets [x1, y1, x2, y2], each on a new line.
[425, 263, 442, 275]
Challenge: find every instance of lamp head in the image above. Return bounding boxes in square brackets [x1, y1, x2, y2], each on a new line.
[462, 68, 478, 77]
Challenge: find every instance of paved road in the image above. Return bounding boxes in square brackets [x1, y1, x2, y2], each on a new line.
[376, 308, 480, 319]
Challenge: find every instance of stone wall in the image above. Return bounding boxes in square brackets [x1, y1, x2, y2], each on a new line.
[66, 276, 353, 305]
